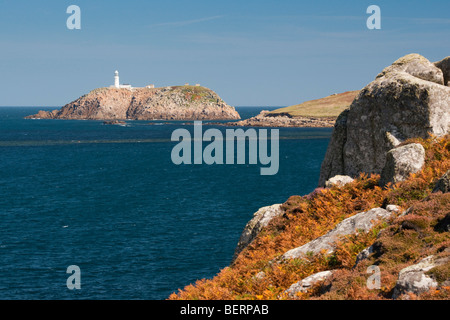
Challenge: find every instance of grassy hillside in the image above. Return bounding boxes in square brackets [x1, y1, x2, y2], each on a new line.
[269, 90, 359, 118]
[169, 135, 450, 300]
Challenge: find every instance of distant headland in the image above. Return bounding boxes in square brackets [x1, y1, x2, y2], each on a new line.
[25, 71, 241, 121]
[229, 91, 359, 128]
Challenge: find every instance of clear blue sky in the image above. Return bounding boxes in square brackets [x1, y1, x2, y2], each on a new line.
[0, 0, 449, 106]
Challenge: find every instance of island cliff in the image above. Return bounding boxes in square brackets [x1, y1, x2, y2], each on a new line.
[25, 85, 241, 121]
[169, 54, 450, 301]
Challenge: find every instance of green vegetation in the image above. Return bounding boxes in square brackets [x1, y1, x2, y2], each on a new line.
[177, 85, 218, 103]
[427, 263, 450, 285]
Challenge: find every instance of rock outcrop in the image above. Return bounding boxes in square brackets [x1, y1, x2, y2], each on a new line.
[434, 57, 450, 86]
[392, 255, 450, 299]
[353, 245, 375, 268]
[228, 110, 336, 128]
[433, 169, 450, 193]
[284, 270, 335, 297]
[318, 54, 450, 187]
[377, 54, 444, 85]
[379, 143, 426, 186]
[232, 204, 284, 263]
[26, 86, 241, 121]
[325, 175, 354, 188]
[103, 120, 127, 126]
[281, 207, 395, 260]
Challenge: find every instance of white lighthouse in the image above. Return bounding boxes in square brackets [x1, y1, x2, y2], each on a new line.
[109, 70, 133, 89]
[114, 70, 120, 88]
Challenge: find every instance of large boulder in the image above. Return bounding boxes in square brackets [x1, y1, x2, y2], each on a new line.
[284, 270, 335, 298]
[281, 207, 394, 260]
[379, 143, 426, 186]
[325, 175, 354, 188]
[434, 56, 450, 86]
[318, 54, 450, 187]
[318, 110, 350, 186]
[392, 255, 450, 299]
[232, 204, 283, 263]
[377, 53, 444, 85]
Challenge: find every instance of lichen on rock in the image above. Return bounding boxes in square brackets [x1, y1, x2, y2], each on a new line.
[379, 143, 426, 186]
[281, 207, 394, 260]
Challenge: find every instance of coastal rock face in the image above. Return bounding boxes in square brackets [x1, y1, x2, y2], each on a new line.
[25, 86, 241, 121]
[379, 143, 426, 186]
[318, 54, 450, 187]
[281, 207, 394, 260]
[232, 204, 284, 262]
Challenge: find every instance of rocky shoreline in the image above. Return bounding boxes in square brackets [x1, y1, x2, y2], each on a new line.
[227, 110, 336, 128]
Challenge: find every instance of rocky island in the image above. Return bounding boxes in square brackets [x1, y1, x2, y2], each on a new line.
[26, 85, 240, 121]
[170, 54, 450, 301]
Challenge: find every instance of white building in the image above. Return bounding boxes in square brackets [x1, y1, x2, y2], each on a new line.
[114, 70, 120, 88]
[110, 70, 133, 89]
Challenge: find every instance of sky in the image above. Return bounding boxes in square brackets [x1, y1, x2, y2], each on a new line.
[0, 0, 449, 107]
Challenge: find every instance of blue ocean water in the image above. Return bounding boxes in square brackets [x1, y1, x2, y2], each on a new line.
[0, 106, 332, 300]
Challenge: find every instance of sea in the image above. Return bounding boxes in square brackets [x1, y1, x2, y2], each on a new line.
[0, 106, 332, 300]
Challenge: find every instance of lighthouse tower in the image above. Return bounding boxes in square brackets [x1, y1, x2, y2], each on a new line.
[114, 70, 120, 88]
